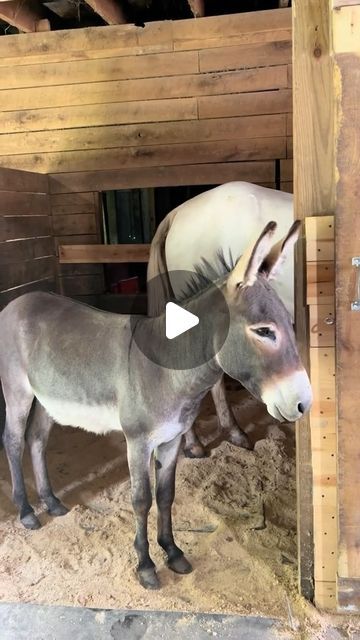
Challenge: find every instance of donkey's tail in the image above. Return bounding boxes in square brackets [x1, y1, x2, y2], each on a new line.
[147, 209, 178, 317]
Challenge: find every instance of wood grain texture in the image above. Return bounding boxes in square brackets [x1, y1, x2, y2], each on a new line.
[334, 6, 360, 605]
[49, 162, 276, 194]
[0, 115, 286, 155]
[293, 0, 336, 606]
[0, 9, 291, 60]
[0, 138, 287, 175]
[59, 244, 150, 264]
[0, 67, 288, 112]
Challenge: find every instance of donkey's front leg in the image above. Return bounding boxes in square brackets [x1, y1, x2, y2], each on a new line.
[155, 435, 192, 575]
[127, 440, 159, 590]
[211, 376, 251, 449]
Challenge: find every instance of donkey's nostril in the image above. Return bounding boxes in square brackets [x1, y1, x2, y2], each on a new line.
[298, 402, 305, 414]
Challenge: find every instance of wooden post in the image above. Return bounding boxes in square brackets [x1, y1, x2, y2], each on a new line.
[292, 0, 336, 605]
[332, 2, 360, 611]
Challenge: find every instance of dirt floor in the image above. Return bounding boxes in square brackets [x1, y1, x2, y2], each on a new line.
[0, 385, 359, 639]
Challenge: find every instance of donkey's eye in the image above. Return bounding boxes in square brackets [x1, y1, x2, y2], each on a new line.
[253, 327, 276, 341]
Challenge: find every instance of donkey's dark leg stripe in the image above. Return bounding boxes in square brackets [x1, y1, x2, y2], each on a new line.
[2, 387, 40, 530]
[155, 435, 193, 575]
[27, 401, 68, 517]
[127, 441, 159, 590]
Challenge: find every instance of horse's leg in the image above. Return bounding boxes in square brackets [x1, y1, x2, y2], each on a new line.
[155, 434, 192, 575]
[212, 376, 251, 449]
[183, 427, 207, 459]
[2, 384, 40, 529]
[127, 439, 158, 590]
[27, 401, 68, 517]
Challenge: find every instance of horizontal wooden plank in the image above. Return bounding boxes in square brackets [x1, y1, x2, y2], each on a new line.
[0, 191, 50, 215]
[0, 237, 54, 264]
[307, 261, 334, 284]
[59, 244, 150, 264]
[1, 115, 286, 156]
[0, 215, 50, 241]
[309, 304, 335, 348]
[1, 138, 286, 175]
[0, 277, 55, 309]
[50, 192, 95, 208]
[0, 51, 199, 91]
[174, 27, 292, 52]
[307, 282, 334, 306]
[0, 167, 48, 193]
[286, 112, 293, 136]
[0, 256, 55, 291]
[49, 161, 275, 193]
[306, 240, 335, 262]
[59, 274, 105, 296]
[52, 214, 97, 236]
[0, 9, 291, 60]
[305, 215, 335, 242]
[198, 89, 292, 120]
[287, 136, 293, 158]
[0, 67, 289, 113]
[172, 8, 291, 42]
[199, 39, 292, 74]
[0, 98, 198, 134]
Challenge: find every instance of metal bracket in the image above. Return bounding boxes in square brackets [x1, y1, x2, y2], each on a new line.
[351, 257, 360, 311]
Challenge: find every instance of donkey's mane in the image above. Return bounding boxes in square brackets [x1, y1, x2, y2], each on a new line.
[175, 248, 238, 303]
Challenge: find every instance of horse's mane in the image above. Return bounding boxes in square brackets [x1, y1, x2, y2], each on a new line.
[174, 248, 238, 303]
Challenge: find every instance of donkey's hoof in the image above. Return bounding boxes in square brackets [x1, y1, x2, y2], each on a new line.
[184, 444, 207, 459]
[168, 554, 193, 574]
[138, 568, 160, 590]
[48, 502, 69, 517]
[227, 430, 252, 450]
[21, 513, 41, 530]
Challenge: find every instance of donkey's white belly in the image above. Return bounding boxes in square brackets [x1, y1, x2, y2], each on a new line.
[35, 393, 122, 435]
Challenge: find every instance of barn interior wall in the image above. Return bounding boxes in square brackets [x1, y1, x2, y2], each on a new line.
[0, 167, 57, 310]
[0, 8, 293, 297]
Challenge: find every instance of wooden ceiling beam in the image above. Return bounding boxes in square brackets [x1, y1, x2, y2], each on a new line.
[0, 0, 50, 32]
[84, 0, 126, 24]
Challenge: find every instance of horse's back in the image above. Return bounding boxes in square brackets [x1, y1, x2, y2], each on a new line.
[164, 182, 294, 314]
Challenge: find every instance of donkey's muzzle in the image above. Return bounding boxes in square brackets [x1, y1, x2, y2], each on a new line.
[261, 369, 313, 423]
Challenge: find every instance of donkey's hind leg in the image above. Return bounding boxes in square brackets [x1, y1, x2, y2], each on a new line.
[212, 376, 251, 449]
[27, 401, 68, 517]
[2, 383, 40, 530]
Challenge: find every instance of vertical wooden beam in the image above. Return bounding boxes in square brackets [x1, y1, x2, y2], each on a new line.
[332, 3, 360, 612]
[292, 0, 336, 605]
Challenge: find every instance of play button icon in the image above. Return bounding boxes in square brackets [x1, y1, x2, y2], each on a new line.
[165, 302, 199, 339]
[130, 269, 230, 370]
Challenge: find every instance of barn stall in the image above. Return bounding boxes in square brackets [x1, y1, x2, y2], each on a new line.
[0, 0, 359, 636]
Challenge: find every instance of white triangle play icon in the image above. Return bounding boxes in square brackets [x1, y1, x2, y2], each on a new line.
[165, 302, 199, 340]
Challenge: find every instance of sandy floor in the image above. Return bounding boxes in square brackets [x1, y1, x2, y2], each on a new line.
[0, 385, 359, 638]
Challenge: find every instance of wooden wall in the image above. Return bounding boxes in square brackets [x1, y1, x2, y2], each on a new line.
[0, 9, 292, 191]
[0, 167, 57, 310]
[50, 191, 104, 297]
[333, 2, 360, 612]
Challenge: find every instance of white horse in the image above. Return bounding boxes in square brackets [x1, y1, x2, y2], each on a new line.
[147, 182, 294, 457]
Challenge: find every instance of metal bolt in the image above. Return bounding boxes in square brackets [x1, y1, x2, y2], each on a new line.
[324, 316, 335, 325]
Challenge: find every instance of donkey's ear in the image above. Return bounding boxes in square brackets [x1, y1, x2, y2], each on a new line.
[227, 221, 277, 291]
[260, 220, 301, 281]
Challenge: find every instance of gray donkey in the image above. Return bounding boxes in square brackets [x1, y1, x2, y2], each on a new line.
[0, 220, 312, 590]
